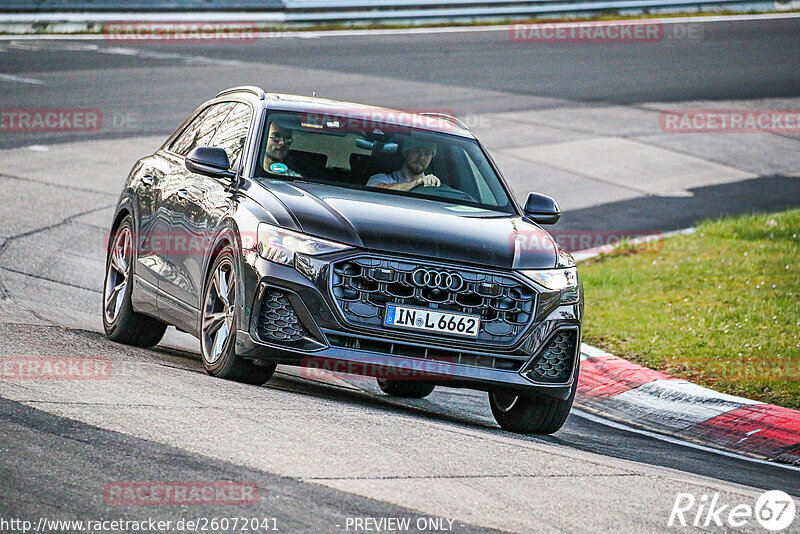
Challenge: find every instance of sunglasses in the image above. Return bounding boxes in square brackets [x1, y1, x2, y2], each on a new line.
[270, 133, 293, 145]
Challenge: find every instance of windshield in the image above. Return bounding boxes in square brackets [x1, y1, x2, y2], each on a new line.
[254, 111, 514, 213]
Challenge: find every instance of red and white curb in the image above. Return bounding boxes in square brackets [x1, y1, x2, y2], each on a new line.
[576, 345, 800, 466]
[573, 226, 800, 466]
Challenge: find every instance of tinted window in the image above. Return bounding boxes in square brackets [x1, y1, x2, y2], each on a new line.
[169, 102, 235, 157]
[209, 103, 252, 170]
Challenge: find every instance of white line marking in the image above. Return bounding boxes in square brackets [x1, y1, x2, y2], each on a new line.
[0, 73, 44, 84]
[96, 46, 139, 56]
[571, 407, 800, 472]
[0, 12, 798, 40]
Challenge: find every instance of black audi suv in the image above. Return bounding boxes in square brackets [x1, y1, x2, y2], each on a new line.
[103, 86, 583, 434]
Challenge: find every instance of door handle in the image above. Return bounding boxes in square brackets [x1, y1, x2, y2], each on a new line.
[141, 174, 155, 186]
[176, 189, 189, 199]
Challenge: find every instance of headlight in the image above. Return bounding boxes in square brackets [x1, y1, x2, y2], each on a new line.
[521, 267, 580, 304]
[257, 223, 352, 266]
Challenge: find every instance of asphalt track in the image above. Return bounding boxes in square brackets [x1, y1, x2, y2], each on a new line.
[1, 17, 800, 533]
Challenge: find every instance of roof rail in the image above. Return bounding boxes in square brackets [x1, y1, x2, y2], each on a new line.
[215, 86, 265, 100]
[417, 112, 470, 131]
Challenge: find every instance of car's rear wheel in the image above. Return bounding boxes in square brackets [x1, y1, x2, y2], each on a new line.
[489, 371, 577, 435]
[201, 247, 275, 385]
[103, 215, 167, 347]
[376, 378, 436, 398]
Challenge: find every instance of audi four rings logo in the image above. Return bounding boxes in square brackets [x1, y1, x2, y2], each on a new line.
[411, 269, 464, 291]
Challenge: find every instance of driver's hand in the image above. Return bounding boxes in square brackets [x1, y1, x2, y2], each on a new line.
[416, 174, 441, 187]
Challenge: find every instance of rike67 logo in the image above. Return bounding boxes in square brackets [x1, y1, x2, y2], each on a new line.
[668, 490, 796, 531]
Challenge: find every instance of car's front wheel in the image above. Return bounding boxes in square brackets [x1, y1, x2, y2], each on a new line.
[201, 247, 275, 385]
[376, 378, 436, 398]
[103, 215, 167, 347]
[489, 384, 576, 435]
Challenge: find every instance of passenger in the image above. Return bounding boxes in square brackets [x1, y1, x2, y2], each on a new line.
[263, 122, 301, 177]
[367, 134, 441, 191]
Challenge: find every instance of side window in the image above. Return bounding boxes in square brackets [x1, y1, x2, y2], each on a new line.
[209, 103, 252, 170]
[169, 102, 235, 157]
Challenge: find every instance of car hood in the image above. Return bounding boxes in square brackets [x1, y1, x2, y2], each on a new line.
[255, 180, 559, 269]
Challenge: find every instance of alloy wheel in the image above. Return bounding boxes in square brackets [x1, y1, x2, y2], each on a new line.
[103, 226, 132, 324]
[202, 259, 236, 365]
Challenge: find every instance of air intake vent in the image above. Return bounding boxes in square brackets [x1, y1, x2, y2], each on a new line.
[258, 289, 306, 343]
[526, 330, 577, 383]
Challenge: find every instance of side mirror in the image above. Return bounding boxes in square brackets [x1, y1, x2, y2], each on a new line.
[523, 192, 561, 225]
[185, 147, 235, 181]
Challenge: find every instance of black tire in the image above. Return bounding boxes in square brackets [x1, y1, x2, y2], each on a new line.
[200, 247, 275, 385]
[376, 378, 436, 398]
[489, 367, 578, 434]
[102, 215, 167, 348]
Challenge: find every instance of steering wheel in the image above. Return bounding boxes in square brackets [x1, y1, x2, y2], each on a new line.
[412, 184, 478, 203]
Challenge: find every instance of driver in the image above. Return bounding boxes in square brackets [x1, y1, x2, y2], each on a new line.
[263, 122, 302, 177]
[367, 134, 441, 191]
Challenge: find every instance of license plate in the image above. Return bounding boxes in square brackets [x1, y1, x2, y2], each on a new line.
[384, 304, 480, 338]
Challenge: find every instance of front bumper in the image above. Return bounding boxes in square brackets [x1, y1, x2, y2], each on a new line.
[235, 251, 582, 399]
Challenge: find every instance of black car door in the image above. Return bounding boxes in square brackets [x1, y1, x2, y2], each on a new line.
[128, 154, 171, 317]
[156, 102, 235, 329]
[161, 102, 254, 333]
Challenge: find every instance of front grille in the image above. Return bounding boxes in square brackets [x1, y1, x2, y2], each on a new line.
[525, 330, 577, 383]
[330, 257, 536, 344]
[257, 289, 306, 343]
[326, 333, 525, 371]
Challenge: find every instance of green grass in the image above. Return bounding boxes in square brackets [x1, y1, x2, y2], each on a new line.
[579, 209, 800, 409]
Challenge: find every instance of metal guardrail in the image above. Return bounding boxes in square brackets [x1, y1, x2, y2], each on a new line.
[283, 0, 776, 22]
[0, 0, 783, 23]
[0, 0, 285, 10]
[284, 0, 587, 6]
